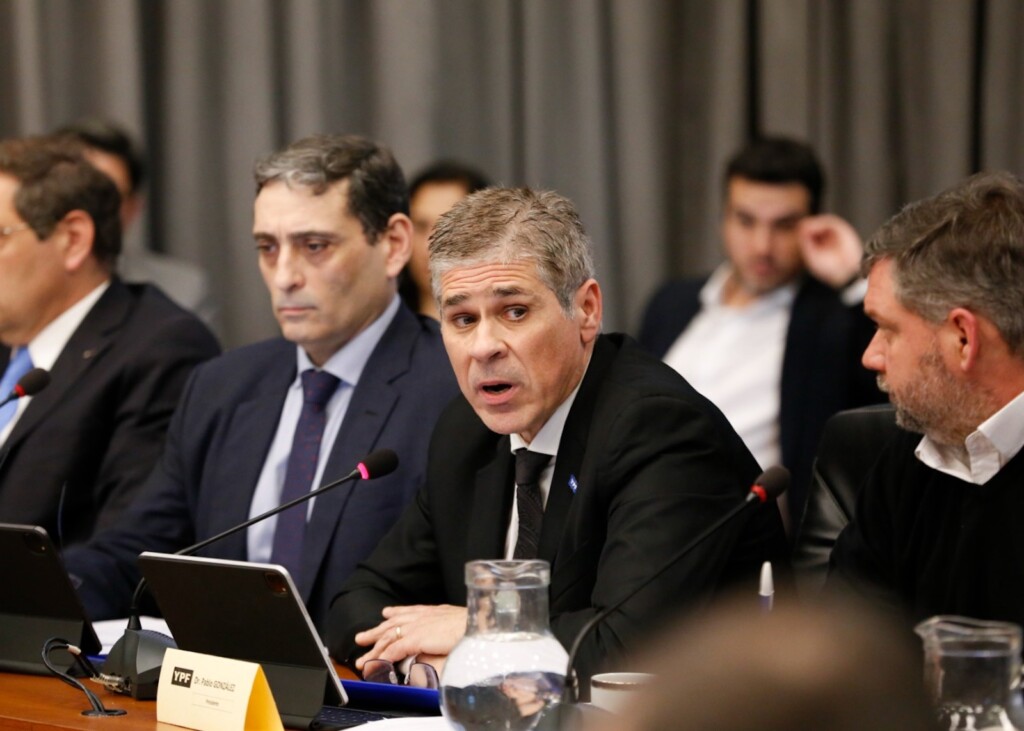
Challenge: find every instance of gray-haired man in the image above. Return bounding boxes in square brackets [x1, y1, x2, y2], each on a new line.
[328, 187, 788, 686]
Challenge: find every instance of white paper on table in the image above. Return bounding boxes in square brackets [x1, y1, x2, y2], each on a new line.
[93, 616, 173, 654]
[350, 717, 452, 730]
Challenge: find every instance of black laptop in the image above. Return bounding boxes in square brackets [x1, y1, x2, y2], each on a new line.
[138, 552, 420, 729]
[0, 523, 100, 674]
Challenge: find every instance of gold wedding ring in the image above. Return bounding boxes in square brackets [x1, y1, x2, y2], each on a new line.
[395, 625, 402, 639]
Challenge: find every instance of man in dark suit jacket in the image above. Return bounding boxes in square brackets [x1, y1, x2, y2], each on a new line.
[639, 138, 879, 534]
[328, 187, 788, 684]
[0, 135, 219, 548]
[64, 134, 458, 630]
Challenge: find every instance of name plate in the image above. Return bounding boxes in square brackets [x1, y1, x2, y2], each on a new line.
[157, 648, 283, 731]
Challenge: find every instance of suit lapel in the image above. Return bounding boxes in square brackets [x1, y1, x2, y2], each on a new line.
[298, 306, 416, 599]
[3, 281, 130, 452]
[466, 439, 515, 560]
[205, 363, 294, 558]
[538, 336, 616, 564]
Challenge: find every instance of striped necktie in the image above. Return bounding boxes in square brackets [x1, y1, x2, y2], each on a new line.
[270, 369, 341, 584]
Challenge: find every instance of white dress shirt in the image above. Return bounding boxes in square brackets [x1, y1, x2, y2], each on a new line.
[503, 372, 586, 559]
[915, 389, 1024, 485]
[0, 281, 110, 445]
[662, 265, 796, 472]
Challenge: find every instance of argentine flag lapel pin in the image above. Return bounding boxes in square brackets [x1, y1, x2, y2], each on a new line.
[568, 475, 579, 494]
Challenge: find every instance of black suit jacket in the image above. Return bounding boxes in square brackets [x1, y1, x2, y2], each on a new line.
[63, 303, 458, 630]
[0, 279, 219, 547]
[638, 274, 880, 530]
[328, 334, 789, 681]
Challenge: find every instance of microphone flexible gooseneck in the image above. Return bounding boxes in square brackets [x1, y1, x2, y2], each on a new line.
[125, 447, 399, 628]
[102, 448, 399, 698]
[563, 465, 789, 703]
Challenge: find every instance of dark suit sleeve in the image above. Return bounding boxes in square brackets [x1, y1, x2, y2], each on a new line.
[636, 280, 701, 358]
[325, 481, 447, 662]
[825, 445, 907, 616]
[87, 312, 219, 536]
[63, 366, 210, 620]
[550, 393, 782, 680]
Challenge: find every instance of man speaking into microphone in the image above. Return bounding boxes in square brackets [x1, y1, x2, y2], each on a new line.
[328, 188, 788, 682]
[64, 134, 457, 630]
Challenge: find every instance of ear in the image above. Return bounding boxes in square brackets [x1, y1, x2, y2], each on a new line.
[944, 307, 980, 373]
[379, 212, 413, 278]
[575, 278, 603, 345]
[52, 210, 97, 272]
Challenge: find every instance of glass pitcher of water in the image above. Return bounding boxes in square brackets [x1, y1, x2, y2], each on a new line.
[441, 560, 568, 731]
[915, 615, 1024, 730]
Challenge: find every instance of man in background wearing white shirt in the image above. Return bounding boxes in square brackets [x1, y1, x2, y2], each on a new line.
[639, 137, 881, 535]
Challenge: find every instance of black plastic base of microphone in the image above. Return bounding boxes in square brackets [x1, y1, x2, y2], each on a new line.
[102, 628, 177, 699]
[83, 708, 127, 716]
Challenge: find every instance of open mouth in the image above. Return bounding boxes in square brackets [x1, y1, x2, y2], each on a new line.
[482, 383, 512, 394]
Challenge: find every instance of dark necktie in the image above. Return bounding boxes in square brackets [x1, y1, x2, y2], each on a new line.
[270, 369, 341, 584]
[0, 347, 33, 434]
[513, 449, 550, 559]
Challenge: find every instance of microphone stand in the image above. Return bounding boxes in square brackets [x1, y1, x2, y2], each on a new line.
[125, 464, 365, 630]
[101, 450, 397, 699]
[562, 466, 789, 708]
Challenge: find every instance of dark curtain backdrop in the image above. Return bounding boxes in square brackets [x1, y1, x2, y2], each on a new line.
[1, 0, 1021, 347]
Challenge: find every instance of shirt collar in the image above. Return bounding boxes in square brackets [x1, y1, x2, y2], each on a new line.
[700, 263, 799, 311]
[294, 294, 400, 385]
[915, 389, 1024, 484]
[509, 364, 588, 457]
[27, 280, 111, 371]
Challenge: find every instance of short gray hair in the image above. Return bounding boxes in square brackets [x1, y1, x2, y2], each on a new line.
[864, 171, 1024, 358]
[253, 134, 407, 241]
[428, 187, 595, 316]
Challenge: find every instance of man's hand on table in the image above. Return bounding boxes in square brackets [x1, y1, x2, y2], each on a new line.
[354, 604, 467, 676]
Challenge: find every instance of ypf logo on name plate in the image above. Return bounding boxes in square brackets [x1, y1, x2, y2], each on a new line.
[171, 666, 194, 687]
[157, 648, 282, 731]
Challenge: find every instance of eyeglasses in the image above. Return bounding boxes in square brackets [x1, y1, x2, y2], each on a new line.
[0, 223, 30, 239]
[362, 659, 439, 689]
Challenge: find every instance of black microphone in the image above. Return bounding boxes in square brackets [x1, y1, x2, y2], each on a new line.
[562, 466, 789, 704]
[101, 448, 399, 699]
[0, 368, 51, 477]
[0, 367, 51, 408]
